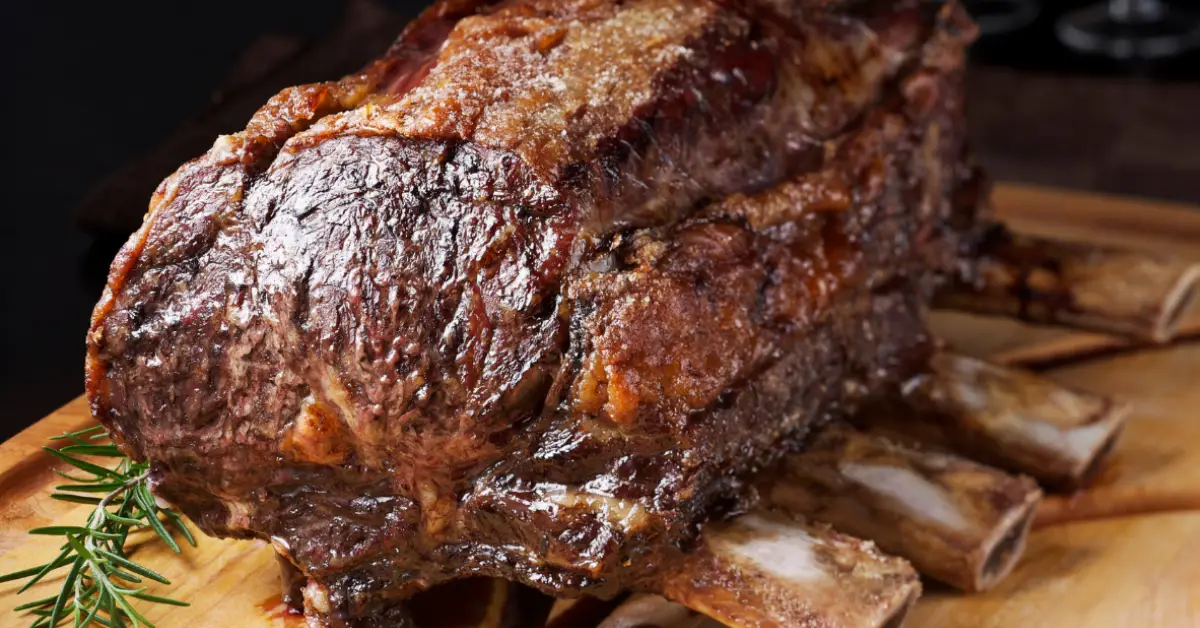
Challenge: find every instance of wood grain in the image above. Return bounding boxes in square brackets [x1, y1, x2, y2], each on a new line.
[0, 397, 92, 556]
[4, 183, 1200, 627]
[993, 183, 1200, 254]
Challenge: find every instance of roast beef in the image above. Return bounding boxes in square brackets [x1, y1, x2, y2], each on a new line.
[86, 0, 982, 625]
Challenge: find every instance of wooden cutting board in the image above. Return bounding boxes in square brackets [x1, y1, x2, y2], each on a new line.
[3, 183, 1199, 628]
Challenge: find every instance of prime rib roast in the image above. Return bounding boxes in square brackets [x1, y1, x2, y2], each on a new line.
[88, 0, 1171, 625]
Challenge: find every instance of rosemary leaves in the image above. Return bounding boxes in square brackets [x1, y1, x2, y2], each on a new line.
[0, 426, 195, 627]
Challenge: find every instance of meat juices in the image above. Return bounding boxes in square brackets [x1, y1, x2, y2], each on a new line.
[86, 1, 982, 625]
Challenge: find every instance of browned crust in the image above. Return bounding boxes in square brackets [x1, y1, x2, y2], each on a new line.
[84, 0, 500, 452]
[83, 0, 979, 619]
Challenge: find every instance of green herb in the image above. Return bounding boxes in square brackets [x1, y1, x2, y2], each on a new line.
[1, 426, 195, 627]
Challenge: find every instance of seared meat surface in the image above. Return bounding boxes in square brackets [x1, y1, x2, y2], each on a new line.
[86, 0, 980, 624]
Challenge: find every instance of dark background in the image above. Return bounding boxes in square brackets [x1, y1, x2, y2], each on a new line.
[1, 0, 1198, 440]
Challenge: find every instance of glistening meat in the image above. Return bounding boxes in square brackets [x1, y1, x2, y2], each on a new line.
[86, 0, 982, 625]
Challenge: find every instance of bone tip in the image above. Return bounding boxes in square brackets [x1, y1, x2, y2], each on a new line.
[973, 486, 1041, 592]
[1053, 399, 1131, 492]
[1073, 423, 1126, 491]
[1154, 263, 1200, 343]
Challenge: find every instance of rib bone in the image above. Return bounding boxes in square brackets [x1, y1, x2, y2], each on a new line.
[762, 425, 1042, 591]
[658, 511, 920, 628]
[938, 227, 1200, 342]
[856, 351, 1130, 491]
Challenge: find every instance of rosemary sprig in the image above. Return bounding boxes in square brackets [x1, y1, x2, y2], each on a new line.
[1, 426, 195, 627]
